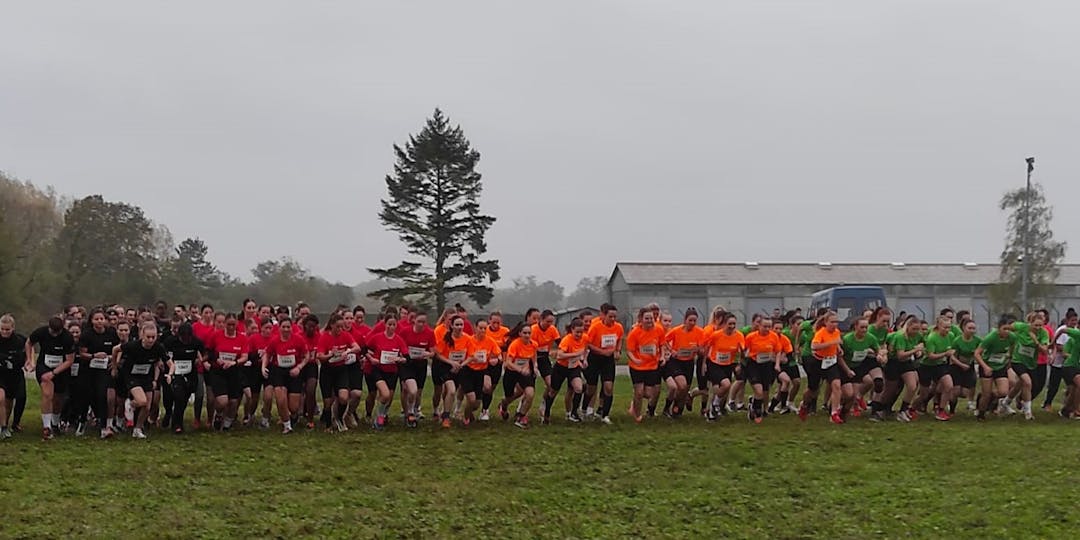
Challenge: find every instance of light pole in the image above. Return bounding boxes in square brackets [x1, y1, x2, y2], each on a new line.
[1021, 156, 1034, 313]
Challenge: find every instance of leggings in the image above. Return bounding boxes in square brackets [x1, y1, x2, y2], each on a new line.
[64, 370, 90, 424]
[1043, 365, 1064, 407]
[12, 373, 26, 426]
[87, 368, 112, 426]
[171, 375, 197, 427]
[193, 372, 206, 418]
[160, 374, 174, 420]
[1031, 364, 1049, 401]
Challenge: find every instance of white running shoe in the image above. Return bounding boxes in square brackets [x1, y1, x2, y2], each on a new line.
[966, 401, 977, 411]
[479, 411, 490, 421]
[896, 411, 911, 423]
[132, 428, 147, 439]
[600, 416, 612, 425]
[1024, 410, 1034, 421]
[585, 407, 595, 419]
[259, 417, 270, 429]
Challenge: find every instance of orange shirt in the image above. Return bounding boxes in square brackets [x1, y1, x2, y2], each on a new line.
[586, 321, 625, 353]
[626, 325, 666, 371]
[812, 328, 842, 359]
[433, 324, 448, 343]
[469, 334, 501, 371]
[777, 333, 794, 356]
[531, 323, 561, 353]
[505, 338, 537, 370]
[744, 331, 784, 364]
[435, 333, 474, 365]
[706, 330, 745, 366]
[487, 325, 510, 346]
[666, 325, 706, 362]
[557, 334, 589, 368]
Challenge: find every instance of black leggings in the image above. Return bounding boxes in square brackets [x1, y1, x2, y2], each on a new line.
[12, 373, 26, 426]
[171, 375, 197, 428]
[1031, 364, 1049, 401]
[64, 370, 90, 424]
[87, 368, 112, 426]
[160, 374, 173, 421]
[1043, 365, 1064, 407]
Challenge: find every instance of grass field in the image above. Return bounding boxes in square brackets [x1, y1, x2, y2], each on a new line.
[2, 378, 1079, 539]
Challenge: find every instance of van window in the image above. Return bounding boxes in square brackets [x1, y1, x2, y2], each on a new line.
[835, 297, 857, 322]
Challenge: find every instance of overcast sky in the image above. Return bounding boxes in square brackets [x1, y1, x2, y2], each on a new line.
[2, 2, 1078, 289]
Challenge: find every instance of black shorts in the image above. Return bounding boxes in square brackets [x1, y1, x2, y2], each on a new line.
[208, 368, 243, 400]
[399, 360, 428, 388]
[820, 362, 842, 382]
[696, 357, 709, 390]
[319, 363, 349, 398]
[485, 363, 502, 388]
[1011, 363, 1034, 378]
[802, 355, 821, 391]
[746, 362, 775, 387]
[270, 365, 304, 394]
[371, 368, 399, 390]
[737, 359, 750, 382]
[548, 363, 581, 393]
[663, 359, 693, 381]
[706, 363, 734, 385]
[950, 364, 976, 389]
[850, 361, 876, 384]
[127, 376, 154, 394]
[431, 361, 453, 386]
[301, 362, 319, 382]
[35, 365, 70, 395]
[630, 368, 661, 386]
[364, 370, 378, 392]
[240, 364, 263, 392]
[345, 363, 364, 391]
[0, 371, 14, 396]
[458, 368, 486, 395]
[884, 359, 917, 381]
[917, 364, 949, 387]
[1064, 366, 1080, 386]
[583, 353, 616, 385]
[537, 352, 553, 379]
[782, 363, 801, 381]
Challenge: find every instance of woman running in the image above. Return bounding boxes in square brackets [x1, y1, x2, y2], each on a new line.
[689, 307, 726, 415]
[532, 310, 560, 397]
[433, 315, 470, 428]
[663, 308, 705, 418]
[78, 309, 122, 438]
[298, 315, 322, 429]
[841, 317, 882, 421]
[240, 298, 259, 332]
[1045, 312, 1078, 411]
[744, 318, 787, 424]
[770, 317, 802, 415]
[499, 324, 538, 429]
[975, 315, 1017, 420]
[702, 313, 744, 420]
[887, 316, 925, 423]
[207, 314, 248, 431]
[810, 312, 851, 424]
[163, 322, 206, 434]
[911, 316, 955, 421]
[343, 308, 369, 427]
[397, 312, 434, 427]
[462, 319, 501, 425]
[110, 319, 133, 432]
[25, 317, 75, 440]
[243, 318, 275, 429]
[947, 318, 980, 415]
[117, 323, 168, 439]
[730, 313, 764, 413]
[190, 304, 215, 429]
[583, 307, 623, 424]
[544, 317, 588, 423]
[1007, 312, 1050, 420]
[316, 313, 362, 432]
[626, 309, 666, 423]
[364, 314, 409, 430]
[0, 314, 26, 439]
[480, 311, 510, 421]
[264, 318, 309, 434]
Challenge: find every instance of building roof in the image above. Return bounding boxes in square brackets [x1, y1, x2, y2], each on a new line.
[611, 262, 1080, 286]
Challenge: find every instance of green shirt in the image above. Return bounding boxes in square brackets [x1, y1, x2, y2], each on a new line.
[842, 332, 879, 366]
[979, 331, 1015, 370]
[799, 321, 814, 358]
[949, 325, 962, 339]
[923, 331, 953, 366]
[951, 334, 980, 365]
[1011, 322, 1049, 369]
[1060, 328, 1080, 368]
[782, 327, 799, 366]
[891, 333, 925, 364]
[868, 324, 890, 346]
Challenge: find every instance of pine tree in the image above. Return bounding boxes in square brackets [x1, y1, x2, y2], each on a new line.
[989, 182, 1066, 313]
[369, 109, 499, 313]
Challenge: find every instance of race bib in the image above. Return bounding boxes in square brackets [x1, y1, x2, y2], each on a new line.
[219, 352, 237, 362]
[600, 334, 617, 348]
[449, 351, 466, 362]
[714, 352, 732, 364]
[379, 351, 397, 365]
[852, 350, 869, 363]
[473, 350, 488, 365]
[514, 358, 529, 367]
[44, 354, 63, 368]
[989, 353, 1007, 365]
[175, 360, 193, 375]
[567, 355, 579, 368]
[408, 346, 427, 360]
[277, 354, 296, 368]
[328, 352, 344, 364]
[130, 364, 151, 375]
[1017, 345, 1035, 357]
[344, 353, 357, 365]
[821, 355, 838, 369]
[90, 357, 109, 369]
[70, 363, 80, 377]
[677, 348, 694, 359]
[640, 344, 657, 356]
[755, 353, 774, 364]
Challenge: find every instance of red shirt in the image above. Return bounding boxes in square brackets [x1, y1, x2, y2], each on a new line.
[398, 324, 436, 362]
[192, 321, 216, 373]
[299, 329, 322, 363]
[365, 331, 408, 374]
[247, 333, 272, 367]
[347, 324, 370, 348]
[209, 331, 248, 370]
[462, 319, 474, 336]
[318, 331, 358, 365]
[268, 333, 308, 368]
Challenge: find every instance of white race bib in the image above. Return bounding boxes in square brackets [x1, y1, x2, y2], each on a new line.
[640, 344, 657, 356]
[277, 354, 296, 368]
[408, 346, 427, 360]
[514, 358, 529, 367]
[852, 350, 869, 363]
[1017, 345, 1035, 357]
[44, 354, 63, 368]
[600, 334, 617, 348]
[821, 355, 838, 369]
[473, 350, 488, 366]
[70, 363, 80, 377]
[989, 353, 1007, 365]
[130, 364, 151, 375]
[677, 348, 694, 359]
[714, 352, 732, 364]
[449, 351, 466, 362]
[345, 353, 357, 365]
[328, 351, 344, 364]
[219, 352, 237, 362]
[379, 350, 398, 365]
[90, 357, 109, 370]
[755, 353, 774, 364]
[175, 360, 193, 375]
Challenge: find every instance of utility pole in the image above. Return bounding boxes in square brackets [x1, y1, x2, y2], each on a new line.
[1022, 156, 1034, 313]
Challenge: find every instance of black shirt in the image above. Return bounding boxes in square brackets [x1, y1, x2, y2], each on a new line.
[119, 340, 168, 378]
[79, 326, 121, 369]
[28, 327, 75, 368]
[0, 333, 27, 371]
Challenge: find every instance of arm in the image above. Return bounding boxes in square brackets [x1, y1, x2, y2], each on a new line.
[23, 340, 34, 371]
[974, 346, 991, 376]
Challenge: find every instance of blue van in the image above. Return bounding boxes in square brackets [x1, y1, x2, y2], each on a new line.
[809, 286, 887, 331]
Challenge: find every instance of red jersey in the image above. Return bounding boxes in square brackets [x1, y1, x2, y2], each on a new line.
[298, 329, 322, 363]
[365, 331, 408, 374]
[398, 324, 436, 362]
[209, 331, 248, 369]
[347, 324, 370, 347]
[462, 318, 474, 335]
[268, 333, 308, 368]
[318, 331, 358, 366]
[247, 333, 273, 367]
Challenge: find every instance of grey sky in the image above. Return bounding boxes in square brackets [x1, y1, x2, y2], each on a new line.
[2, 2, 1077, 289]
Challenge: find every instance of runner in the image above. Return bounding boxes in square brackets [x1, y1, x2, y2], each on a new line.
[298, 315, 322, 429]
[243, 318, 274, 428]
[434, 315, 470, 428]
[544, 318, 587, 423]
[626, 309, 665, 423]
[1007, 312, 1050, 420]
[499, 324, 538, 429]
[25, 317, 75, 440]
[975, 315, 1017, 420]
[911, 316, 955, 421]
[841, 317, 883, 421]
[583, 306, 623, 424]
[117, 322, 168, 439]
[1045, 312, 1077, 411]
[689, 307, 726, 415]
[191, 304, 215, 429]
[531, 310, 560, 396]
[316, 313, 362, 432]
[810, 312, 851, 424]
[78, 309, 121, 438]
[264, 318, 309, 434]
[207, 314, 248, 431]
[398, 312, 435, 427]
[343, 308, 369, 427]
[887, 317, 925, 423]
[479, 311, 510, 421]
[363, 314, 409, 430]
[947, 318, 980, 415]
[730, 313, 764, 413]
[662, 308, 705, 418]
[703, 313, 744, 420]
[163, 322, 206, 434]
[0, 314, 26, 439]
[744, 318, 788, 424]
[463, 319, 501, 425]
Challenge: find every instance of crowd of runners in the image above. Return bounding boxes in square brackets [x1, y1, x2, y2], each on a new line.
[1, 299, 1078, 440]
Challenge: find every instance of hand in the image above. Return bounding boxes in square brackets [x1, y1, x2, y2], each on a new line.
[290, 367, 301, 378]
[23, 362, 33, 373]
[981, 366, 992, 378]
[261, 367, 269, 379]
[846, 368, 855, 379]
[42, 371, 54, 382]
[523, 366, 531, 377]
[166, 374, 173, 385]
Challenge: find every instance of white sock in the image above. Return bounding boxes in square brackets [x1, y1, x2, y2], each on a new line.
[223, 417, 233, 428]
[42, 414, 50, 428]
[1023, 400, 1032, 413]
[283, 420, 292, 430]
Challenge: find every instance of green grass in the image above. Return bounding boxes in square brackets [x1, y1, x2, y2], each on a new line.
[2, 378, 1080, 539]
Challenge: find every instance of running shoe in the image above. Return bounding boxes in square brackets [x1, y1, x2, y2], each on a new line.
[498, 403, 509, 421]
[1024, 410, 1035, 421]
[192, 419, 202, 430]
[282, 425, 293, 435]
[42, 427, 53, 440]
[830, 411, 844, 424]
[0, 428, 12, 440]
[441, 417, 451, 429]
[406, 414, 418, 428]
[568, 413, 582, 423]
[600, 416, 612, 425]
[75, 422, 86, 437]
[173, 426, 184, 435]
[100, 427, 114, 439]
[479, 411, 490, 421]
[797, 405, 808, 422]
[514, 416, 529, 429]
[935, 409, 951, 422]
[132, 428, 147, 439]
[896, 411, 911, 423]
[856, 397, 868, 411]
[259, 417, 271, 429]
